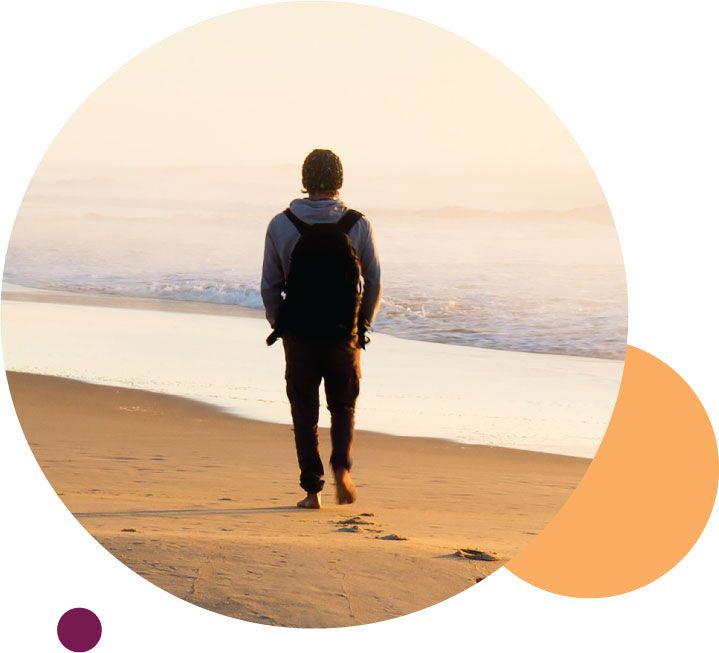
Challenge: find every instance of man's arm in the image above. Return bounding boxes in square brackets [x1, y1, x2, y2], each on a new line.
[357, 218, 382, 329]
[260, 224, 284, 329]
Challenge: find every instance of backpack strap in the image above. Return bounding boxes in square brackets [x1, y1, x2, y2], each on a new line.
[283, 208, 309, 235]
[337, 208, 363, 234]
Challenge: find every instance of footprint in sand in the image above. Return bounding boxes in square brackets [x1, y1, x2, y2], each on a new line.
[376, 533, 407, 541]
[335, 516, 375, 526]
[334, 515, 379, 534]
[455, 548, 499, 561]
[333, 515, 406, 540]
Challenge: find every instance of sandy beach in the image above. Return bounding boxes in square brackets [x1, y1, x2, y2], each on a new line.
[1, 288, 622, 625]
[7, 371, 589, 627]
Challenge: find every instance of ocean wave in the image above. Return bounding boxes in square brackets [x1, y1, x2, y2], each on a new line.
[144, 280, 264, 308]
[3, 272, 626, 359]
[4, 273, 264, 311]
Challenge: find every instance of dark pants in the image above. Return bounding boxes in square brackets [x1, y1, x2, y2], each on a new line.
[282, 332, 362, 494]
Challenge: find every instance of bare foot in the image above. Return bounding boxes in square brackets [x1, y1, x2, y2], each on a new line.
[296, 492, 322, 509]
[334, 468, 358, 505]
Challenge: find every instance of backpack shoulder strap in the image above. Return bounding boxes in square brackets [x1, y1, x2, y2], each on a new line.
[337, 208, 363, 234]
[283, 208, 309, 235]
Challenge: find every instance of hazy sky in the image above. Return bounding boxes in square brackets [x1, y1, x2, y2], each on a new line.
[41, 2, 603, 204]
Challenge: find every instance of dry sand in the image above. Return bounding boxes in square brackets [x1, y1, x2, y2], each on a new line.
[7, 371, 589, 627]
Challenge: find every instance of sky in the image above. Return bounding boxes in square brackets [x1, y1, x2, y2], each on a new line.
[39, 2, 605, 206]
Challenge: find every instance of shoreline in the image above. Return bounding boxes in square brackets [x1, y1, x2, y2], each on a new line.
[6, 371, 590, 627]
[1, 281, 624, 361]
[1, 283, 264, 321]
[9, 369, 590, 462]
[1, 288, 623, 457]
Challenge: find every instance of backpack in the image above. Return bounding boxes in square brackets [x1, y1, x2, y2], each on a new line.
[265, 207, 366, 346]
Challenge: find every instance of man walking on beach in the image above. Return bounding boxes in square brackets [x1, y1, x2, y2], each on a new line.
[261, 149, 382, 509]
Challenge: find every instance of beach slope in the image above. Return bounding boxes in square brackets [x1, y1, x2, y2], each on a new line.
[7, 371, 589, 627]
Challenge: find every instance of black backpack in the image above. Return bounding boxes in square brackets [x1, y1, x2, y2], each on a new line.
[265, 207, 366, 346]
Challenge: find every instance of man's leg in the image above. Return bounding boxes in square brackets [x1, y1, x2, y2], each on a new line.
[323, 335, 361, 504]
[282, 335, 324, 504]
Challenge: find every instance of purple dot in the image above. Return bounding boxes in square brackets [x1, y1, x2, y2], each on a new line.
[57, 608, 102, 652]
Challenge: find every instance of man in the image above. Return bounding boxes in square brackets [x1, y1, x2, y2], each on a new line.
[261, 149, 382, 509]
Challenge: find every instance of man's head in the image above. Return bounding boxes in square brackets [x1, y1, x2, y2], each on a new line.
[301, 149, 343, 197]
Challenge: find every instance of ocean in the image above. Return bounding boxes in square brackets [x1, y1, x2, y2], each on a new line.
[4, 165, 627, 359]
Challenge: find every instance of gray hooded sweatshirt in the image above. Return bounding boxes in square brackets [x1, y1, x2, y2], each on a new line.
[261, 197, 382, 330]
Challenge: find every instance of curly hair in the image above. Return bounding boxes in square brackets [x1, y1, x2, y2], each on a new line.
[301, 149, 343, 195]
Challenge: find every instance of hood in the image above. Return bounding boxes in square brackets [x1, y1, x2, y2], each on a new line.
[288, 197, 348, 224]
